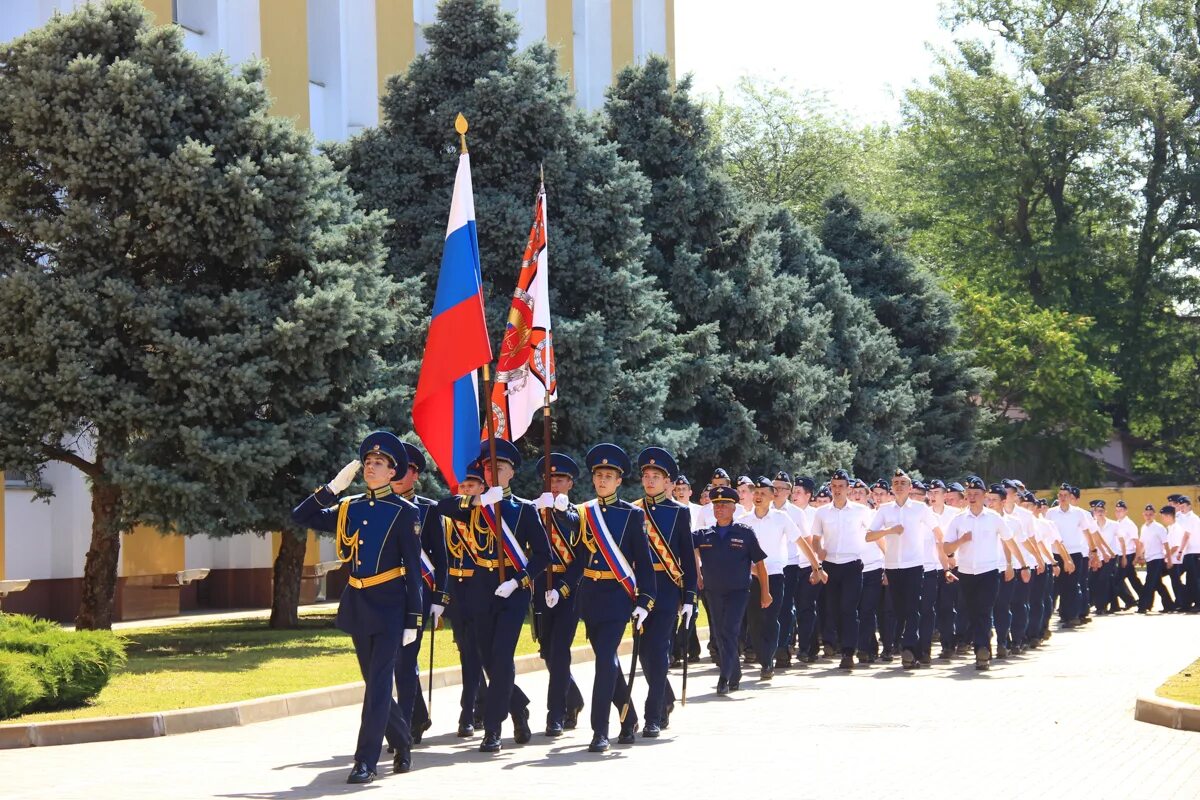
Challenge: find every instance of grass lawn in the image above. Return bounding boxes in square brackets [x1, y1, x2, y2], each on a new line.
[7, 605, 707, 724]
[1156, 657, 1200, 706]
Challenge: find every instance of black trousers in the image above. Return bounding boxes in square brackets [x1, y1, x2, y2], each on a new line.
[747, 573, 784, 668]
[820, 560, 862, 657]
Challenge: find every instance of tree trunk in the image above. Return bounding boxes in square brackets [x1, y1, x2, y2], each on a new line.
[269, 529, 306, 629]
[75, 478, 122, 630]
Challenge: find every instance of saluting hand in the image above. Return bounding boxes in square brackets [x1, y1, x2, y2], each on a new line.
[479, 486, 504, 506]
[327, 460, 361, 494]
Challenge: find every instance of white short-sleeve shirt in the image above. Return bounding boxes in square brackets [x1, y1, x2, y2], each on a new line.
[739, 507, 801, 576]
[868, 498, 940, 570]
[1141, 521, 1169, 561]
[943, 507, 1013, 574]
[1044, 505, 1097, 555]
[810, 500, 873, 565]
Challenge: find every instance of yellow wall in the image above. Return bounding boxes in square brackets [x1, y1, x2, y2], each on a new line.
[546, 0, 574, 93]
[259, 0, 310, 129]
[140, 0, 173, 25]
[610, 0, 634, 81]
[272, 531, 322, 566]
[375, 0, 415, 104]
[121, 524, 185, 577]
[665, 0, 675, 83]
[0, 472, 6, 580]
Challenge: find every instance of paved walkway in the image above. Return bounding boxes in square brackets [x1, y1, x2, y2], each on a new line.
[3, 613, 1197, 800]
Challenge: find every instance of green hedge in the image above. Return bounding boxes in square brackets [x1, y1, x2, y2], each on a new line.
[0, 613, 127, 719]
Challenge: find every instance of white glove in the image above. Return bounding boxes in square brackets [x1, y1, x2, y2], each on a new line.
[554, 493, 570, 512]
[402, 628, 418, 647]
[429, 604, 445, 624]
[680, 603, 694, 628]
[494, 578, 519, 598]
[327, 459, 361, 494]
[535, 492, 555, 510]
[632, 605, 649, 631]
[544, 589, 560, 608]
[479, 486, 504, 506]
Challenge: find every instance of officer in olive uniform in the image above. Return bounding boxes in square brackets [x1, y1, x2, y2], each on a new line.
[694, 486, 771, 694]
[292, 432, 423, 784]
[574, 443, 656, 753]
[438, 439, 551, 754]
[390, 442, 449, 753]
[531, 452, 586, 737]
[633, 447, 698, 737]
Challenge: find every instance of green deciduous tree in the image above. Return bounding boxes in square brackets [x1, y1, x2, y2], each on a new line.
[0, 0, 404, 628]
[330, 0, 687, 489]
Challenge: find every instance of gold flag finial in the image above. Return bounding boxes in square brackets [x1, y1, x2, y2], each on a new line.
[455, 113, 469, 153]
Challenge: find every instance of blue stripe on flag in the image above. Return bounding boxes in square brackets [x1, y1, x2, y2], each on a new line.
[431, 221, 482, 317]
[449, 371, 481, 480]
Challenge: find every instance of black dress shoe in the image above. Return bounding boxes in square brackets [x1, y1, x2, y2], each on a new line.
[759, 666, 774, 681]
[479, 731, 502, 753]
[512, 709, 532, 744]
[839, 654, 855, 670]
[473, 712, 485, 728]
[716, 679, 729, 695]
[545, 721, 564, 738]
[661, 702, 673, 730]
[919, 652, 932, 666]
[728, 680, 741, 693]
[879, 648, 895, 663]
[642, 721, 661, 738]
[617, 725, 637, 745]
[669, 657, 682, 669]
[457, 722, 475, 737]
[588, 734, 610, 753]
[412, 718, 432, 745]
[996, 646, 1008, 659]
[393, 750, 412, 774]
[564, 704, 583, 730]
[347, 763, 375, 784]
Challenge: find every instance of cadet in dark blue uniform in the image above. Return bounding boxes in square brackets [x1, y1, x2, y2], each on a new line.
[695, 486, 771, 694]
[438, 440, 551, 753]
[389, 441, 449, 758]
[531, 452, 586, 737]
[442, 460, 489, 736]
[633, 446, 698, 737]
[574, 443, 656, 753]
[292, 432, 423, 784]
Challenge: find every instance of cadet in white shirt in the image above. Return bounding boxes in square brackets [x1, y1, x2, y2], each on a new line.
[860, 480, 893, 663]
[1165, 498, 1188, 609]
[932, 481, 965, 658]
[942, 477, 1016, 671]
[1023, 495, 1056, 645]
[1137, 504, 1174, 613]
[770, 472, 809, 669]
[1174, 495, 1199, 612]
[1044, 484, 1098, 627]
[695, 468, 732, 531]
[809, 469, 873, 670]
[865, 469, 947, 668]
[742, 476, 825, 680]
[1111, 500, 1141, 610]
[1088, 500, 1121, 615]
[670, 474, 704, 666]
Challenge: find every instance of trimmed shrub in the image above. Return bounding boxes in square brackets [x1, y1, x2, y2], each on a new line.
[0, 614, 127, 718]
[0, 650, 45, 719]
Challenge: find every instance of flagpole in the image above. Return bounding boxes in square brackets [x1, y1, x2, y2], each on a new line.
[542, 391, 553, 593]
[459, 111, 506, 586]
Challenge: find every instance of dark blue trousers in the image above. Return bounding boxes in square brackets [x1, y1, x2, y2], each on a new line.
[535, 589, 584, 727]
[917, 569, 939, 657]
[776, 564, 800, 659]
[351, 627, 406, 771]
[823, 561, 863, 656]
[1184, 553, 1200, 611]
[856, 568, 883, 654]
[885, 566, 923, 651]
[959, 570, 999, 651]
[1010, 572, 1031, 646]
[393, 591, 433, 744]
[579, 581, 637, 736]
[1056, 553, 1086, 621]
[1042, 564, 1055, 633]
[748, 573, 784, 668]
[1090, 559, 1115, 613]
[1140, 559, 1172, 611]
[794, 566, 820, 656]
[640, 582, 680, 726]
[937, 569, 959, 650]
[994, 572, 1014, 648]
[1026, 569, 1047, 640]
[879, 580, 897, 652]
[708, 588, 750, 685]
[472, 590, 532, 734]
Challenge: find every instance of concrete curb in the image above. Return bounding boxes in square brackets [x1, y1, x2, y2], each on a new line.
[0, 626, 708, 749]
[1134, 694, 1200, 732]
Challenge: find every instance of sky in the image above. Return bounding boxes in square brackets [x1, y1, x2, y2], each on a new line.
[674, 0, 963, 124]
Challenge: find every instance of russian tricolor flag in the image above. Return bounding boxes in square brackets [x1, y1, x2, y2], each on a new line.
[413, 153, 492, 492]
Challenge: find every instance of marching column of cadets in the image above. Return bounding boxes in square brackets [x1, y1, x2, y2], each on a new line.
[294, 435, 1200, 784]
